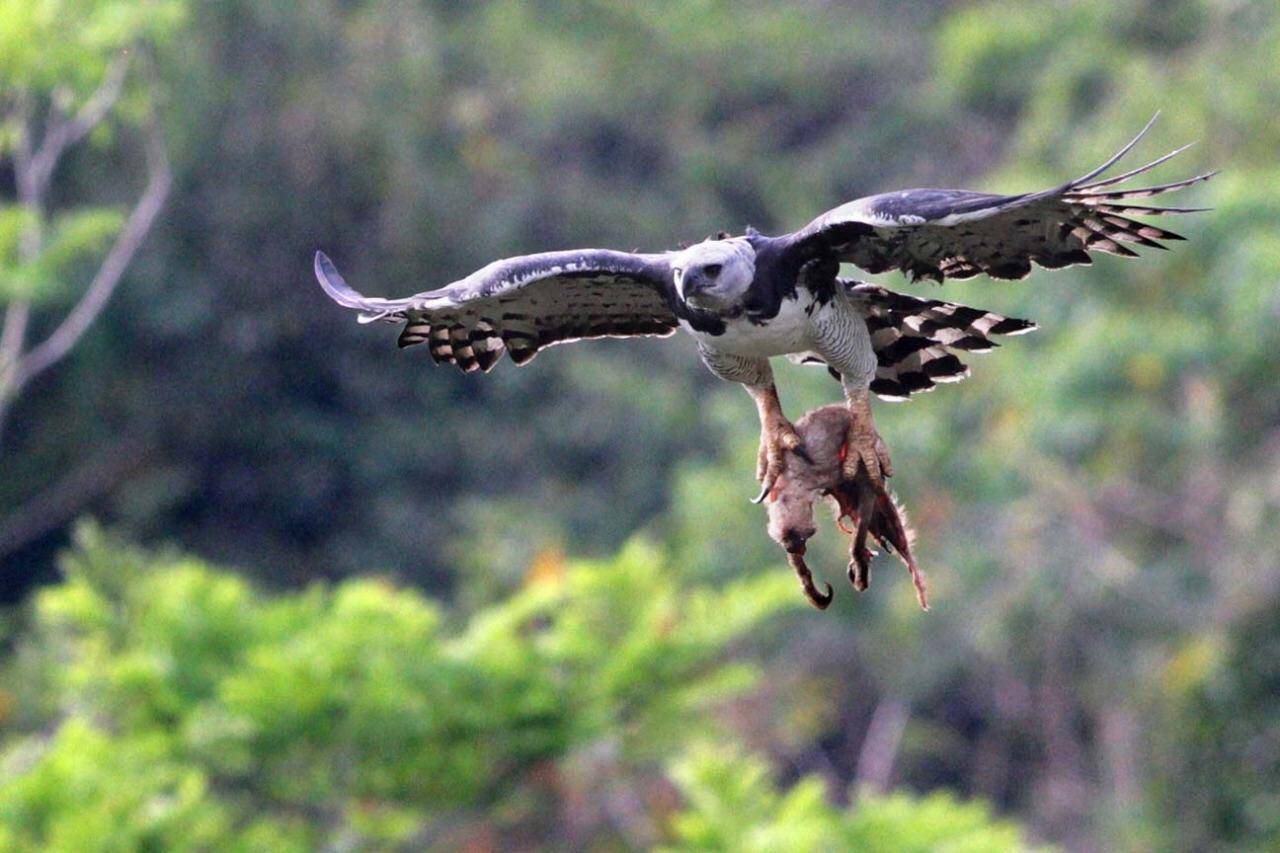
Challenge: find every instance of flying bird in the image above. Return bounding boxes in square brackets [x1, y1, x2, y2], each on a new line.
[315, 116, 1211, 501]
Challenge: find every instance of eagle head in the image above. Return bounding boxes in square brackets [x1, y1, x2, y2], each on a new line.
[672, 238, 755, 315]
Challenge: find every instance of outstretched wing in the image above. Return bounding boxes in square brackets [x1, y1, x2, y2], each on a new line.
[315, 249, 679, 372]
[788, 114, 1214, 282]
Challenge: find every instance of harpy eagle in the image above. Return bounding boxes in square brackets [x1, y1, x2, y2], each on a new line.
[316, 116, 1211, 501]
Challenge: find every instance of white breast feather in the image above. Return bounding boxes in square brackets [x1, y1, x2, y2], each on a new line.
[681, 291, 819, 358]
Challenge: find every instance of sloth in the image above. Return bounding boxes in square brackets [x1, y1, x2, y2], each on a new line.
[763, 404, 928, 611]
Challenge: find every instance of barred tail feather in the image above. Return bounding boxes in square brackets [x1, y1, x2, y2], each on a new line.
[843, 282, 1036, 401]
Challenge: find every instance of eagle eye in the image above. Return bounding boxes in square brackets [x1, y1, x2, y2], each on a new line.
[703, 263, 723, 279]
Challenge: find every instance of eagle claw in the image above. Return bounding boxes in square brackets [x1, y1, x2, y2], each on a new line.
[753, 419, 807, 504]
[840, 409, 893, 490]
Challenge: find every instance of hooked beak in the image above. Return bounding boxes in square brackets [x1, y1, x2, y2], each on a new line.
[677, 267, 711, 301]
[682, 269, 708, 296]
[681, 270, 723, 312]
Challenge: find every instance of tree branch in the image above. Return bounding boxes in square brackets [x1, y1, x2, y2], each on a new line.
[7, 92, 35, 196]
[0, 302, 30, 382]
[0, 431, 150, 557]
[854, 695, 909, 794]
[0, 96, 42, 445]
[10, 110, 171, 394]
[26, 53, 131, 199]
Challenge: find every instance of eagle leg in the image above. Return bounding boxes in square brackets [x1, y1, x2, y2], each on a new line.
[840, 390, 893, 491]
[749, 384, 810, 504]
[786, 550, 834, 610]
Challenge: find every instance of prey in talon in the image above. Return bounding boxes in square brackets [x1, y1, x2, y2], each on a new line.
[764, 405, 928, 611]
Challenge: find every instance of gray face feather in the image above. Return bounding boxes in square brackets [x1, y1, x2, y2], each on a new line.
[671, 238, 755, 314]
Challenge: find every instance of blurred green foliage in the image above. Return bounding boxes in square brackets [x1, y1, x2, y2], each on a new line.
[667, 744, 1033, 852]
[0, 525, 1032, 849]
[0, 0, 182, 230]
[2, 0, 1278, 850]
[0, 0, 182, 94]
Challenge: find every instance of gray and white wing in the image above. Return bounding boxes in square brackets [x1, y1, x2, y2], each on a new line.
[315, 249, 678, 372]
[788, 115, 1214, 282]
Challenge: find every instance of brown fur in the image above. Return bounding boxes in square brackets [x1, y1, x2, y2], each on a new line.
[764, 405, 928, 611]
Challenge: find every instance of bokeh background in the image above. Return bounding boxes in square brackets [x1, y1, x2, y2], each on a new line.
[1, 1, 1277, 850]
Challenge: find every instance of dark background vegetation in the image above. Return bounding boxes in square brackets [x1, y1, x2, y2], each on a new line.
[1, 0, 1277, 849]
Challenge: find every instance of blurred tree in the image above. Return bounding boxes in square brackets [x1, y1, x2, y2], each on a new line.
[0, 525, 1037, 850]
[0, 0, 182, 561]
[666, 744, 1036, 852]
[0, 1, 1277, 850]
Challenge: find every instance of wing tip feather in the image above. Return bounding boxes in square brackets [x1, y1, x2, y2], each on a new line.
[314, 251, 357, 305]
[314, 250, 405, 323]
[1070, 111, 1161, 187]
